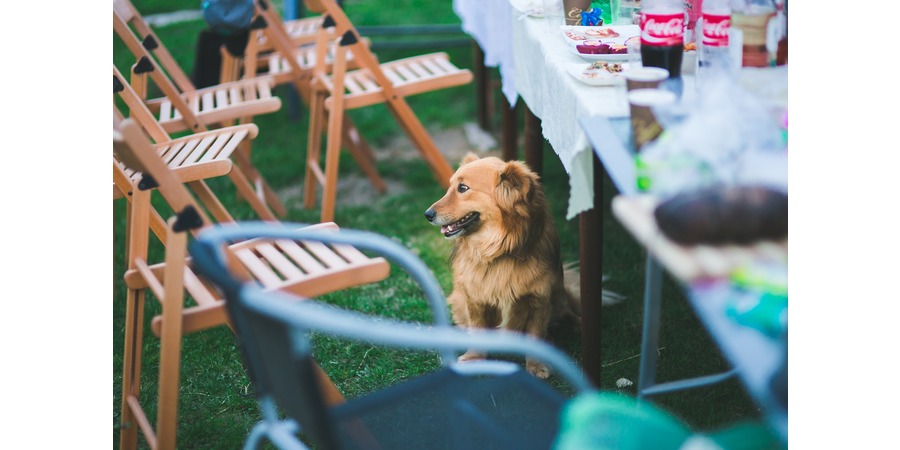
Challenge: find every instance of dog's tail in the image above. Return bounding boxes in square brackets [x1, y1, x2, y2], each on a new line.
[563, 262, 626, 310]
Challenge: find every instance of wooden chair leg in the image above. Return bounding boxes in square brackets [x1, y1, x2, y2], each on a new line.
[319, 44, 350, 223]
[155, 218, 188, 450]
[304, 89, 327, 209]
[223, 162, 279, 222]
[231, 140, 288, 219]
[187, 180, 237, 224]
[120, 186, 151, 450]
[120, 287, 146, 450]
[341, 117, 387, 193]
[387, 99, 453, 188]
[321, 103, 345, 223]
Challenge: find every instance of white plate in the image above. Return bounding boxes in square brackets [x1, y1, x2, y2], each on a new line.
[566, 62, 629, 86]
[562, 24, 639, 62]
[561, 24, 640, 46]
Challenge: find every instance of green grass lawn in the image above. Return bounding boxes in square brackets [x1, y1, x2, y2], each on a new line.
[113, 0, 769, 448]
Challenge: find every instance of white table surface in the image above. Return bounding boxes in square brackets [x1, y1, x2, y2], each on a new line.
[452, 0, 519, 106]
[512, 15, 643, 219]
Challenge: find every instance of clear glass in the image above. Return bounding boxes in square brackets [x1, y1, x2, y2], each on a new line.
[593, 0, 621, 25]
[619, 0, 641, 24]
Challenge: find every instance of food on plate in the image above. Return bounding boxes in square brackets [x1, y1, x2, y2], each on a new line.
[608, 44, 628, 54]
[625, 36, 641, 46]
[653, 185, 788, 245]
[576, 40, 611, 54]
[584, 27, 620, 38]
[684, 42, 697, 52]
[570, 61, 626, 85]
[588, 61, 624, 73]
[565, 29, 587, 41]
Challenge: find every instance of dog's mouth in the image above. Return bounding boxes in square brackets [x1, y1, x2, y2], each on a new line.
[441, 212, 480, 237]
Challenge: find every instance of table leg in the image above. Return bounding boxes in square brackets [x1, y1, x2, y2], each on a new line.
[637, 255, 664, 398]
[579, 154, 604, 386]
[523, 104, 543, 175]
[501, 96, 518, 161]
[472, 41, 490, 132]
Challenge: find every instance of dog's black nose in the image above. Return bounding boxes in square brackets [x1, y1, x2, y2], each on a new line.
[424, 209, 436, 222]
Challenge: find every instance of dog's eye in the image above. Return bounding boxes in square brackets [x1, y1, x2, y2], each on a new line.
[457, 183, 469, 193]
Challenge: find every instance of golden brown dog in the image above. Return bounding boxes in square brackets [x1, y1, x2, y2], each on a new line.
[424, 153, 581, 378]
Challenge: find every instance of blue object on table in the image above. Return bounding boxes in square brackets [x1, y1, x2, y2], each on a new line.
[581, 7, 603, 26]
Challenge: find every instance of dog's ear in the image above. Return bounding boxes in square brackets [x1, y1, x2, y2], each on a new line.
[460, 152, 480, 165]
[496, 160, 539, 212]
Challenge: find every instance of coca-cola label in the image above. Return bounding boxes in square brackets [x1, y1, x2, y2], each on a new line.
[701, 13, 730, 47]
[640, 12, 685, 47]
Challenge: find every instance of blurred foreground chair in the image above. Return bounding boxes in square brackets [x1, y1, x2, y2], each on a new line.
[189, 222, 595, 450]
[301, 0, 474, 221]
[113, 0, 288, 219]
[114, 117, 391, 450]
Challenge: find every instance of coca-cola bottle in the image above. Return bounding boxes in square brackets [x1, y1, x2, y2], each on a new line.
[697, 0, 733, 80]
[639, 0, 686, 79]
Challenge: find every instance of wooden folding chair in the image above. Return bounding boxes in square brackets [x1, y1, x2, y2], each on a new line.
[113, 64, 285, 225]
[301, 0, 474, 222]
[114, 117, 391, 450]
[250, 5, 322, 55]
[112, 104, 239, 252]
[221, 0, 388, 196]
[113, 0, 288, 219]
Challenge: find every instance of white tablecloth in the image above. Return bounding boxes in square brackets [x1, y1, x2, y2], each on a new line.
[454, 4, 785, 219]
[512, 16, 631, 219]
[452, 0, 519, 106]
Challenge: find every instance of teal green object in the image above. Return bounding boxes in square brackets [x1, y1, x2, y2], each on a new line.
[553, 392, 786, 450]
[727, 292, 788, 338]
[728, 262, 788, 337]
[593, 0, 620, 25]
[553, 392, 692, 450]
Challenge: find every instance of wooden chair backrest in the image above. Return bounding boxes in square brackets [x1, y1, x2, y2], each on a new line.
[113, 65, 171, 143]
[297, 0, 401, 100]
[113, 0, 197, 92]
[114, 117, 214, 232]
[250, 0, 329, 97]
[113, 0, 207, 133]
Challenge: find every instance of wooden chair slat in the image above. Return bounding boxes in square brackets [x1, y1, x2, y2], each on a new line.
[255, 242, 307, 282]
[276, 239, 328, 275]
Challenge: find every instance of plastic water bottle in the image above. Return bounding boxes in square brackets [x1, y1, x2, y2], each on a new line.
[697, 0, 733, 82]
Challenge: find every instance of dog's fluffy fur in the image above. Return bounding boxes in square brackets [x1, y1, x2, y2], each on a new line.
[425, 153, 582, 378]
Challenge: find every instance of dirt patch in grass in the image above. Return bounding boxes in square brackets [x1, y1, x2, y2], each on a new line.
[280, 123, 503, 208]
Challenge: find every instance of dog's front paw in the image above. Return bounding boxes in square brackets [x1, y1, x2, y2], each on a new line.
[458, 351, 486, 362]
[526, 359, 550, 379]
